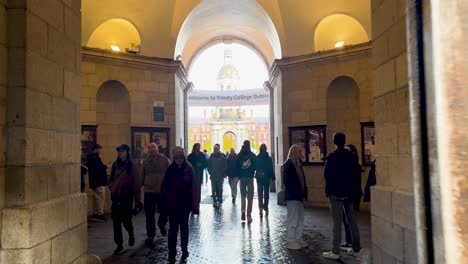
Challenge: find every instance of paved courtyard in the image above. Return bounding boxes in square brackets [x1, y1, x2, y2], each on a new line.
[88, 181, 371, 264]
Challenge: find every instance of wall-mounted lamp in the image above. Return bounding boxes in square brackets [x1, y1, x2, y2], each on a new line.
[111, 45, 121, 52]
[335, 41, 345, 48]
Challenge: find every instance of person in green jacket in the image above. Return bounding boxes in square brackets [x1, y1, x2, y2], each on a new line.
[255, 144, 275, 217]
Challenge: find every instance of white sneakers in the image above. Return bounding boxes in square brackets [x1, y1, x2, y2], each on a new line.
[322, 248, 361, 260]
[286, 242, 302, 250]
[322, 251, 340, 260]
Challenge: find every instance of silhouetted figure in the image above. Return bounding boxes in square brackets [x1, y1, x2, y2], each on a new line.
[208, 144, 227, 207]
[283, 144, 308, 250]
[187, 143, 208, 201]
[340, 144, 363, 250]
[322, 133, 361, 260]
[109, 144, 142, 256]
[236, 140, 256, 223]
[255, 144, 275, 217]
[226, 148, 239, 204]
[161, 147, 200, 264]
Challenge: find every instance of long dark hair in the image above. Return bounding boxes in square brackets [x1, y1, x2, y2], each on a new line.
[111, 149, 134, 176]
[346, 144, 360, 164]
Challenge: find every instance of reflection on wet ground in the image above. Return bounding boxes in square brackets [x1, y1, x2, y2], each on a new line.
[88, 181, 370, 263]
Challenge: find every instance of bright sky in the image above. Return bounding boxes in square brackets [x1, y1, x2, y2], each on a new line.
[188, 42, 269, 90]
[187, 42, 270, 120]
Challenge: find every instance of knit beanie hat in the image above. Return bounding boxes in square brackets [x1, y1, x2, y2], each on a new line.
[172, 146, 185, 156]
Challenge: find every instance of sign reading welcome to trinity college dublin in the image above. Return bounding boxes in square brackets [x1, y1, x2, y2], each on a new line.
[188, 89, 269, 107]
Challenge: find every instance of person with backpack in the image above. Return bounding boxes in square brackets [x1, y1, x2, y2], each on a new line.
[236, 140, 256, 223]
[255, 144, 275, 217]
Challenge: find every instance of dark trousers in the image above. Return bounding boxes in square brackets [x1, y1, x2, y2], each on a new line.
[329, 196, 360, 254]
[144, 192, 166, 238]
[168, 210, 191, 260]
[196, 172, 203, 202]
[211, 176, 224, 203]
[343, 197, 361, 245]
[111, 198, 134, 246]
[257, 182, 270, 210]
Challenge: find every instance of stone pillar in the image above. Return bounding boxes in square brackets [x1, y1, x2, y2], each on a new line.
[1, 1, 87, 263]
[412, 0, 468, 262]
[371, 0, 417, 263]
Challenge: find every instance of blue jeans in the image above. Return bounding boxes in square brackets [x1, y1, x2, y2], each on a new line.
[286, 200, 304, 242]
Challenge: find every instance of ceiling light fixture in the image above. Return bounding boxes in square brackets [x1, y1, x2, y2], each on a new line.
[335, 41, 345, 48]
[111, 45, 121, 52]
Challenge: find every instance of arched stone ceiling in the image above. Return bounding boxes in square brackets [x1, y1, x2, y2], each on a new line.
[87, 18, 141, 51]
[314, 14, 369, 51]
[174, 0, 282, 68]
[81, 0, 371, 60]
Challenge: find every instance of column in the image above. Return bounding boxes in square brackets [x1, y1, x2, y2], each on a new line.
[1, 1, 87, 263]
[371, 0, 417, 263]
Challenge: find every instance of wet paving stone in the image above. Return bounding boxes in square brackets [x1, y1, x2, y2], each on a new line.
[88, 182, 370, 264]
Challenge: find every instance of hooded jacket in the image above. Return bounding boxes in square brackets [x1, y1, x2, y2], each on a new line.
[87, 152, 108, 189]
[236, 147, 256, 178]
[142, 154, 171, 193]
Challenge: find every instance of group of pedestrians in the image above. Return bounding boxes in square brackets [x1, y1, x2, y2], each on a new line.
[84, 131, 364, 262]
[87, 143, 198, 263]
[188, 140, 275, 223]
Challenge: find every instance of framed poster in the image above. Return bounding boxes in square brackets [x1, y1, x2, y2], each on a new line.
[289, 125, 327, 165]
[361, 122, 375, 166]
[81, 125, 97, 165]
[131, 127, 170, 162]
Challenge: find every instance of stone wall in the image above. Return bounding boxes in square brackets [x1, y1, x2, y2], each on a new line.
[370, 0, 417, 263]
[0, 0, 6, 246]
[1, 0, 87, 263]
[273, 43, 373, 208]
[81, 48, 184, 214]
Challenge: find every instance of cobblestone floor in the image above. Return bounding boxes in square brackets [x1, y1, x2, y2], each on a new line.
[88, 181, 371, 264]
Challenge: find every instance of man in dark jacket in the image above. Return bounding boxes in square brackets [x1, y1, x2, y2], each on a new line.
[87, 144, 109, 221]
[236, 140, 256, 223]
[187, 143, 208, 202]
[208, 144, 227, 207]
[322, 132, 361, 260]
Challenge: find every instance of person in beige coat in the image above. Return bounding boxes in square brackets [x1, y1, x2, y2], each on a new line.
[142, 143, 171, 245]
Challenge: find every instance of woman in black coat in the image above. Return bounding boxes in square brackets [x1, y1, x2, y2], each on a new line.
[282, 144, 308, 250]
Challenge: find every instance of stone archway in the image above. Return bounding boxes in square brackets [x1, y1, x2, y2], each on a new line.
[96, 80, 131, 163]
[222, 131, 237, 153]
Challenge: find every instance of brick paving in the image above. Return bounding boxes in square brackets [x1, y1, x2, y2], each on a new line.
[88, 181, 371, 264]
